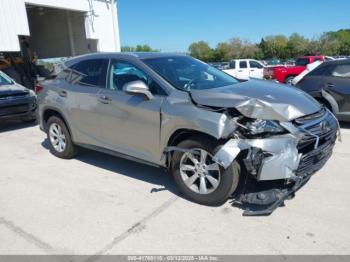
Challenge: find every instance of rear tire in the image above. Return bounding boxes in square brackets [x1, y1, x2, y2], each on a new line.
[46, 116, 77, 159]
[285, 76, 295, 85]
[171, 135, 240, 206]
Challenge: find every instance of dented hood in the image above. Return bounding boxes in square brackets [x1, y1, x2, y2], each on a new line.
[190, 79, 321, 121]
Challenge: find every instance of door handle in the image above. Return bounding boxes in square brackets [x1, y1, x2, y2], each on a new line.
[59, 90, 67, 97]
[326, 83, 335, 88]
[238, 70, 243, 72]
[99, 95, 112, 104]
[250, 70, 255, 72]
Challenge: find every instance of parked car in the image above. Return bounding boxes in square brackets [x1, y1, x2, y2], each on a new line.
[264, 56, 326, 84]
[37, 53, 338, 215]
[264, 59, 283, 67]
[296, 59, 350, 121]
[0, 70, 37, 122]
[223, 59, 265, 80]
[208, 62, 229, 70]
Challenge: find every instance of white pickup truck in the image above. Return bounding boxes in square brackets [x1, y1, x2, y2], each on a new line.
[223, 59, 265, 80]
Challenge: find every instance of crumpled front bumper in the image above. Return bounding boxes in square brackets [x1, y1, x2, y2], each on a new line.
[213, 109, 338, 215]
[213, 109, 339, 182]
[213, 135, 302, 181]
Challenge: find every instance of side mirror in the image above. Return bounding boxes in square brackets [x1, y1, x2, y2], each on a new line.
[123, 80, 154, 100]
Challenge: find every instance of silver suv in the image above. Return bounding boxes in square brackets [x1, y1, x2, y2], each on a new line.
[37, 53, 338, 215]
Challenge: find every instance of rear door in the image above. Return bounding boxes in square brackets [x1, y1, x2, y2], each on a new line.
[237, 60, 250, 79]
[95, 59, 165, 164]
[67, 58, 109, 146]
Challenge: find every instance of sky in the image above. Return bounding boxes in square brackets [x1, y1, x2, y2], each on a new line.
[117, 0, 350, 52]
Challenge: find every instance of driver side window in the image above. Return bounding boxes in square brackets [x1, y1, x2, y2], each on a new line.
[108, 60, 166, 95]
[108, 61, 148, 91]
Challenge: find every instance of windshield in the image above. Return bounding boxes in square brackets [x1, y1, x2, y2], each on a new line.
[142, 56, 239, 91]
[0, 71, 13, 86]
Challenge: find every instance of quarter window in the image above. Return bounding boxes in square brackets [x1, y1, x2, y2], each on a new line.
[71, 59, 109, 88]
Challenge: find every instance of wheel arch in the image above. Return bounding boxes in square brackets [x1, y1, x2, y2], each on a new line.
[42, 107, 74, 140]
[165, 129, 221, 168]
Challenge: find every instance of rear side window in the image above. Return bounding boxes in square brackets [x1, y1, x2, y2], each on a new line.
[239, 61, 247, 69]
[295, 58, 310, 66]
[71, 59, 109, 88]
[249, 61, 263, 69]
[331, 64, 350, 78]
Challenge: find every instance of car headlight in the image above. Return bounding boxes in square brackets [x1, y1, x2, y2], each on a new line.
[244, 119, 285, 135]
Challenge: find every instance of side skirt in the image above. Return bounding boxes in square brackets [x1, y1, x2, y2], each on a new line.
[76, 143, 163, 169]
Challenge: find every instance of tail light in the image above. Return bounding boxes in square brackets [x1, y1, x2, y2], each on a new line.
[34, 84, 43, 94]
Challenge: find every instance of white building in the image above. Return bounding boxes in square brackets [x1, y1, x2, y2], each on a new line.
[0, 0, 121, 58]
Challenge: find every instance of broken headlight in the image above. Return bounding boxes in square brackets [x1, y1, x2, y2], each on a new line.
[243, 119, 286, 136]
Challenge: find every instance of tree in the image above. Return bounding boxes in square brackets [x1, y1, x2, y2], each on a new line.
[188, 41, 214, 62]
[187, 28, 350, 62]
[121, 44, 159, 52]
[215, 42, 232, 61]
[260, 35, 288, 59]
[287, 33, 309, 58]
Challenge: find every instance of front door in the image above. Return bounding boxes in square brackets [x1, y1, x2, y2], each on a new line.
[96, 60, 165, 164]
[323, 63, 350, 113]
[249, 60, 264, 79]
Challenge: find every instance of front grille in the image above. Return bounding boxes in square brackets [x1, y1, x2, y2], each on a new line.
[295, 109, 337, 177]
[0, 91, 30, 100]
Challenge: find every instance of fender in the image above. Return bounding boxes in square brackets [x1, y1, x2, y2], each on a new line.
[40, 105, 75, 141]
[321, 89, 339, 114]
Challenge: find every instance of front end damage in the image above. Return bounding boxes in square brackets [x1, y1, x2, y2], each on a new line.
[163, 81, 340, 215]
[213, 108, 339, 216]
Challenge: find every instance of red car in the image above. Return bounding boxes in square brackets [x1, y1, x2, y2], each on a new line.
[264, 56, 326, 84]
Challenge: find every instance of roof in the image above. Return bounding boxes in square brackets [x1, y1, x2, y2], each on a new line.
[321, 58, 350, 66]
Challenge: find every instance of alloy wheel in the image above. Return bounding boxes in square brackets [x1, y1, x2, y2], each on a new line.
[179, 148, 221, 194]
[49, 123, 66, 153]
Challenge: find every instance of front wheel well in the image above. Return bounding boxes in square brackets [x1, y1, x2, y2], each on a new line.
[315, 97, 332, 112]
[165, 129, 221, 167]
[167, 129, 219, 148]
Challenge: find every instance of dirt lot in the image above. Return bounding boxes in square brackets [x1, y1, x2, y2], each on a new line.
[0, 121, 349, 255]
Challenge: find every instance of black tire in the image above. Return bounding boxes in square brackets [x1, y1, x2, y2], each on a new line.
[317, 99, 333, 112]
[46, 116, 77, 159]
[171, 135, 240, 206]
[285, 76, 295, 85]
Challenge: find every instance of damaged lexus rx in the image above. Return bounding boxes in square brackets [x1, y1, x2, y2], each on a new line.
[37, 53, 339, 215]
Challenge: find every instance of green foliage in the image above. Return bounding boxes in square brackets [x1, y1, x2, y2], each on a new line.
[188, 29, 350, 62]
[188, 41, 216, 62]
[121, 44, 159, 52]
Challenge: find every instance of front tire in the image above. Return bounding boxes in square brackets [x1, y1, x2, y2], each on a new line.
[46, 116, 77, 159]
[171, 136, 240, 206]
